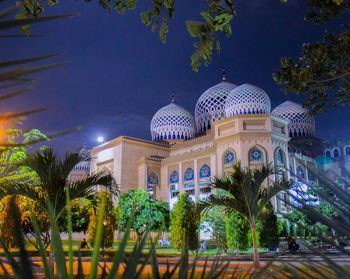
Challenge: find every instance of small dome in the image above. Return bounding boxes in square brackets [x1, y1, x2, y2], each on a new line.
[73, 161, 90, 172]
[225, 83, 271, 117]
[195, 75, 237, 133]
[272, 101, 315, 137]
[151, 97, 196, 141]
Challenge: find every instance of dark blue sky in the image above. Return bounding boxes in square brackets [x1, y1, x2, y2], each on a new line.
[2, 0, 349, 152]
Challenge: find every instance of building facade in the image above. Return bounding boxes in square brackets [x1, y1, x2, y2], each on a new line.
[89, 74, 322, 214]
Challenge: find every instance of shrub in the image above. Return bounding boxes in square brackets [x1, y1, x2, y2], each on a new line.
[170, 193, 199, 250]
[117, 189, 169, 237]
[58, 198, 93, 234]
[259, 202, 279, 249]
[0, 195, 50, 249]
[200, 206, 227, 252]
[0, 196, 17, 248]
[225, 211, 249, 252]
[87, 191, 117, 248]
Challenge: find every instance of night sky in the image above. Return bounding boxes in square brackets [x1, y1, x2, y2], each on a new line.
[2, 0, 349, 153]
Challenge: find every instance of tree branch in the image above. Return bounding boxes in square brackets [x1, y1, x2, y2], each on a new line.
[311, 71, 350, 83]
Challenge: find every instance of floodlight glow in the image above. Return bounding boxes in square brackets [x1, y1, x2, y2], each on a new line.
[97, 136, 104, 143]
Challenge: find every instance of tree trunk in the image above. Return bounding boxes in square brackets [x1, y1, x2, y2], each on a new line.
[250, 219, 260, 268]
[48, 230, 54, 276]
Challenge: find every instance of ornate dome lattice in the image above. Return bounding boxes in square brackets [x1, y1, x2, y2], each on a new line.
[272, 101, 315, 137]
[195, 77, 237, 133]
[151, 97, 196, 141]
[73, 161, 90, 172]
[225, 83, 271, 117]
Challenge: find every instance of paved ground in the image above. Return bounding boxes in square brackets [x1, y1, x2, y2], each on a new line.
[2, 248, 349, 278]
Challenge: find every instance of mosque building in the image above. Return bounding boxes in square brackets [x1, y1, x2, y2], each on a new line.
[82, 72, 326, 214]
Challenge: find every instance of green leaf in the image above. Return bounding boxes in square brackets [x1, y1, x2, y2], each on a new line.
[159, 15, 169, 43]
[186, 21, 208, 37]
[89, 198, 105, 279]
[65, 189, 74, 279]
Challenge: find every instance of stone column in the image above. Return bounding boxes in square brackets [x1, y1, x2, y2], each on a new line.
[194, 159, 199, 197]
[179, 162, 183, 193]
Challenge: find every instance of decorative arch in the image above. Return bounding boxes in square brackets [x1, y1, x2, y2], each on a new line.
[184, 167, 195, 194]
[325, 150, 331, 158]
[345, 146, 350, 156]
[169, 170, 180, 199]
[333, 148, 340, 158]
[274, 148, 285, 166]
[184, 167, 194, 181]
[308, 171, 316, 182]
[223, 149, 236, 166]
[296, 165, 305, 179]
[199, 164, 211, 194]
[199, 164, 211, 178]
[169, 170, 179, 183]
[248, 146, 265, 163]
[147, 172, 158, 199]
[148, 172, 158, 186]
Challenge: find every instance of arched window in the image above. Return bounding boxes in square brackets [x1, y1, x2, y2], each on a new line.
[199, 164, 211, 194]
[199, 164, 211, 178]
[147, 172, 158, 199]
[184, 168, 194, 181]
[184, 167, 195, 194]
[169, 170, 179, 198]
[147, 172, 158, 188]
[275, 148, 285, 165]
[308, 171, 315, 182]
[346, 146, 350, 156]
[334, 149, 340, 158]
[169, 170, 179, 183]
[249, 147, 264, 162]
[296, 166, 305, 179]
[325, 150, 331, 158]
[223, 150, 235, 166]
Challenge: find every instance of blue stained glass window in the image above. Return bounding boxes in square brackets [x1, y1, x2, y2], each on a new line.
[296, 166, 305, 179]
[148, 172, 158, 185]
[308, 172, 315, 182]
[184, 168, 194, 181]
[169, 170, 179, 183]
[346, 147, 350, 155]
[224, 151, 235, 165]
[334, 149, 340, 158]
[276, 149, 284, 165]
[199, 164, 211, 178]
[249, 147, 264, 162]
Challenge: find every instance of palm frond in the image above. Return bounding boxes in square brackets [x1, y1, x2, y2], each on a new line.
[0, 62, 65, 82]
[0, 5, 17, 19]
[0, 107, 45, 123]
[0, 13, 79, 30]
[68, 172, 115, 200]
[0, 54, 60, 68]
[60, 150, 89, 179]
[0, 79, 32, 89]
[0, 87, 30, 101]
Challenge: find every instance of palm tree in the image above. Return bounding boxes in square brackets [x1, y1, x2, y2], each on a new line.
[0, 147, 116, 269]
[199, 163, 291, 267]
[1, 147, 116, 220]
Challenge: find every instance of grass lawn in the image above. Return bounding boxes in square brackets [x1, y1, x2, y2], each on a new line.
[0, 239, 268, 258]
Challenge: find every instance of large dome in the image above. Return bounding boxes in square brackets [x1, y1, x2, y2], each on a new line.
[195, 78, 237, 133]
[272, 101, 315, 137]
[225, 83, 271, 117]
[151, 98, 196, 141]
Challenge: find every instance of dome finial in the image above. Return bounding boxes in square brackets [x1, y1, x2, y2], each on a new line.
[171, 94, 175, 103]
[222, 68, 227, 81]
